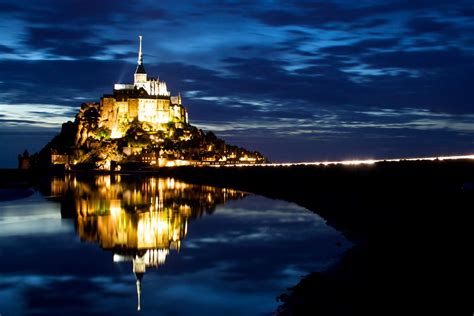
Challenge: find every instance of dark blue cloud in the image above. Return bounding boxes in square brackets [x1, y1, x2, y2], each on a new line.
[362, 49, 473, 70]
[406, 17, 460, 36]
[24, 27, 104, 58]
[0, 44, 14, 53]
[319, 38, 400, 55]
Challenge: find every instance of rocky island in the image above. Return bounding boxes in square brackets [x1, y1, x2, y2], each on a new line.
[25, 36, 266, 171]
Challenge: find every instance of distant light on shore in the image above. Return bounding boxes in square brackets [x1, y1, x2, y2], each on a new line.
[214, 154, 474, 167]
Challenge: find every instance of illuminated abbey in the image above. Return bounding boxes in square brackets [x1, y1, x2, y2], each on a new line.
[34, 35, 266, 170]
[101, 36, 188, 138]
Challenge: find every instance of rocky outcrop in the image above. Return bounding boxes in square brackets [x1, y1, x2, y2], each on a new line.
[34, 102, 267, 170]
[75, 102, 101, 147]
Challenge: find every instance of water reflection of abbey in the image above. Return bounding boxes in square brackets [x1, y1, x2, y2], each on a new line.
[49, 175, 246, 310]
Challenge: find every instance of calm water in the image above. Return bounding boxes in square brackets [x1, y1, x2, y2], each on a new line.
[0, 175, 350, 316]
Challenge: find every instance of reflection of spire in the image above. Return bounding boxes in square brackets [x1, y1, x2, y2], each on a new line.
[136, 276, 142, 311]
[133, 256, 146, 311]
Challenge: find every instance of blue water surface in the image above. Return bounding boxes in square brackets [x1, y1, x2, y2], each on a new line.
[0, 176, 350, 316]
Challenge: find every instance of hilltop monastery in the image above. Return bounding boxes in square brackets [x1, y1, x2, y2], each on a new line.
[100, 35, 188, 138]
[28, 35, 266, 170]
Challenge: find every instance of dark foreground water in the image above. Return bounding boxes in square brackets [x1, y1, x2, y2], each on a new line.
[0, 175, 350, 316]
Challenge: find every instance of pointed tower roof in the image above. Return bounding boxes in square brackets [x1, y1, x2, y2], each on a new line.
[135, 35, 146, 74]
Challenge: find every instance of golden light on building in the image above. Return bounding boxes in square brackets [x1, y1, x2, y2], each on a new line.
[99, 36, 188, 139]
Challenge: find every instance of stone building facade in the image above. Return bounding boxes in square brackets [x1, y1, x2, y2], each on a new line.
[98, 35, 188, 139]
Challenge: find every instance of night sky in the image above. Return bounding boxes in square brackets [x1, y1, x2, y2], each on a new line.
[0, 0, 473, 167]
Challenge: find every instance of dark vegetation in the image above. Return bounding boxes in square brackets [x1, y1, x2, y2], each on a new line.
[1, 159, 473, 314]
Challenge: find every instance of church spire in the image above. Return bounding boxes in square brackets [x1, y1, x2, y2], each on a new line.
[138, 35, 143, 65]
[135, 35, 146, 74]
